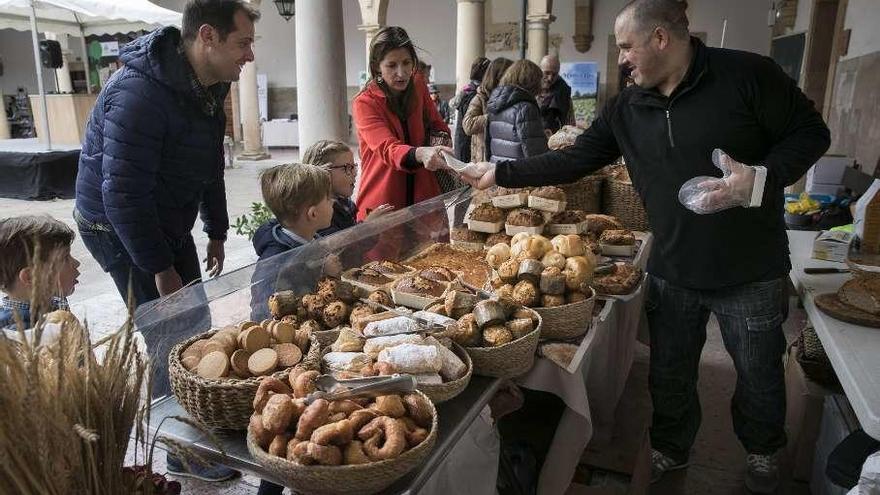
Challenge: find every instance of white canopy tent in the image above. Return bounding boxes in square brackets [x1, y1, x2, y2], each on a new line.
[0, 0, 181, 148]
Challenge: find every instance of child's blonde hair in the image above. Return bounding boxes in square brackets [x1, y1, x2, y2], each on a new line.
[260, 163, 332, 223]
[301, 140, 352, 168]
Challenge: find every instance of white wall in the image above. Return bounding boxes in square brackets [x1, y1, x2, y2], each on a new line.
[0, 29, 60, 95]
[842, 0, 880, 61]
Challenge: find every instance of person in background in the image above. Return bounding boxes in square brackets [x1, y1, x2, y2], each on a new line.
[429, 83, 451, 124]
[485, 59, 549, 163]
[462, 57, 514, 163]
[73, 0, 260, 482]
[463, 0, 831, 492]
[299, 139, 394, 237]
[0, 216, 80, 333]
[538, 54, 574, 135]
[451, 56, 490, 162]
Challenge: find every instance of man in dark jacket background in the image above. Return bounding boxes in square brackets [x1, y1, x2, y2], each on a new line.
[465, 0, 831, 492]
[75, 0, 257, 306]
[73, 0, 259, 482]
[538, 54, 573, 134]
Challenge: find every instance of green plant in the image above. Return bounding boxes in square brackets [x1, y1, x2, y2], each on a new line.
[233, 202, 274, 240]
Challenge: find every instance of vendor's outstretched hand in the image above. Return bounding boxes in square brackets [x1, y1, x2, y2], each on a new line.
[678, 149, 764, 214]
[460, 162, 497, 190]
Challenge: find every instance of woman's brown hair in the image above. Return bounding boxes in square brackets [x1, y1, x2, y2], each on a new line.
[499, 59, 543, 96]
[368, 26, 420, 81]
[481, 57, 514, 96]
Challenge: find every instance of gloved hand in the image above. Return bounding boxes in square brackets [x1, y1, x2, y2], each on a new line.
[678, 149, 767, 214]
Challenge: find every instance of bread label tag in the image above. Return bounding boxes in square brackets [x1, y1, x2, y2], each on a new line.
[466, 219, 504, 233]
[546, 220, 588, 235]
[505, 224, 545, 236]
[527, 196, 567, 213]
[492, 193, 528, 208]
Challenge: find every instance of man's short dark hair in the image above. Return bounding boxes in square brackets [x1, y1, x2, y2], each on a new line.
[182, 0, 260, 43]
[620, 0, 690, 39]
[0, 216, 74, 290]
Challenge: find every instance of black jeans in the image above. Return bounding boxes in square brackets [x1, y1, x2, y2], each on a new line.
[646, 274, 788, 463]
[75, 209, 207, 398]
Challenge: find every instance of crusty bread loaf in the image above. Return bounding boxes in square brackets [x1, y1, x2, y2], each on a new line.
[838, 277, 880, 315]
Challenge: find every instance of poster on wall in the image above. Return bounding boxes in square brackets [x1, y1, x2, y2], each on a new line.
[560, 62, 599, 127]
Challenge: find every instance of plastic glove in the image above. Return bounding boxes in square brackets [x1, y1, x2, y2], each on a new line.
[678, 149, 767, 214]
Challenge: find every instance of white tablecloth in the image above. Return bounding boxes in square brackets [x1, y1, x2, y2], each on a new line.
[787, 230, 880, 440]
[516, 233, 653, 495]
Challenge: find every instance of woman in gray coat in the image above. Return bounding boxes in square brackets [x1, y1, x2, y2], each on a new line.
[485, 59, 549, 163]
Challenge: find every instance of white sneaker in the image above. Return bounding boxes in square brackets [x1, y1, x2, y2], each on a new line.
[650, 449, 689, 483]
[745, 452, 780, 493]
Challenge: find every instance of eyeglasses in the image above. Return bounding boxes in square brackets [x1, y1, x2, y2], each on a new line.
[326, 163, 358, 176]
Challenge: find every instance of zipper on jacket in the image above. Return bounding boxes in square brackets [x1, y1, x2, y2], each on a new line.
[665, 108, 675, 148]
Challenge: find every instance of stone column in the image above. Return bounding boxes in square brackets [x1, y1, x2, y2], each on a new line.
[526, 14, 554, 64]
[358, 23, 381, 70]
[238, 60, 269, 159]
[237, 1, 268, 160]
[45, 32, 73, 93]
[455, 0, 486, 91]
[230, 81, 242, 143]
[296, 0, 348, 150]
[0, 94, 10, 139]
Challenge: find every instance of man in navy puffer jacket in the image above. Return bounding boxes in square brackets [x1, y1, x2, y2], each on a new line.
[74, 0, 258, 306]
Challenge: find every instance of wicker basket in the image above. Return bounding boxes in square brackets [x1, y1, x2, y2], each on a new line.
[603, 177, 649, 231]
[246, 390, 438, 495]
[533, 287, 596, 340]
[795, 327, 840, 390]
[169, 331, 321, 430]
[318, 329, 472, 404]
[465, 308, 542, 378]
[559, 174, 603, 213]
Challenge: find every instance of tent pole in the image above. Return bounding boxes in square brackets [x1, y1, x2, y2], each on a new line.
[28, 0, 52, 150]
[74, 13, 92, 94]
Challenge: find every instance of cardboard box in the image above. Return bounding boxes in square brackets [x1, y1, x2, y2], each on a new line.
[785, 346, 837, 482]
[807, 156, 854, 186]
[813, 230, 854, 263]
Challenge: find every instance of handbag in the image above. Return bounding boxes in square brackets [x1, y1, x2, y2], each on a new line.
[428, 130, 465, 194]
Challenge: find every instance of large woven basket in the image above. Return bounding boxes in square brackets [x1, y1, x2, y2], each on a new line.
[246, 390, 438, 495]
[795, 327, 840, 390]
[559, 174, 603, 213]
[318, 329, 472, 404]
[169, 331, 321, 430]
[603, 177, 649, 231]
[465, 308, 542, 378]
[533, 287, 596, 340]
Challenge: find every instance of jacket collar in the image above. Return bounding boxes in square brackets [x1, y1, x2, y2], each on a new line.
[628, 36, 709, 108]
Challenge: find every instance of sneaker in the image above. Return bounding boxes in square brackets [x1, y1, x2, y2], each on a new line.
[650, 449, 689, 483]
[745, 452, 779, 494]
[165, 453, 240, 482]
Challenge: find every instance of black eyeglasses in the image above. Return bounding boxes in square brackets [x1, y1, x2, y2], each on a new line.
[326, 163, 358, 176]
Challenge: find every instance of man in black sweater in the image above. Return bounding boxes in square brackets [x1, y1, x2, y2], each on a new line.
[465, 0, 830, 492]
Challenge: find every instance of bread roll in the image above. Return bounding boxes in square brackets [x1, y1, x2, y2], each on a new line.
[323, 352, 372, 372]
[563, 256, 593, 291]
[539, 266, 566, 295]
[377, 344, 443, 374]
[423, 336, 468, 381]
[363, 334, 424, 359]
[541, 250, 567, 269]
[486, 243, 512, 270]
[497, 259, 520, 284]
[512, 280, 539, 307]
[510, 232, 531, 248]
[551, 234, 586, 257]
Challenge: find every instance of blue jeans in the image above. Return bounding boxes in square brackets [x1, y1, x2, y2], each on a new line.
[74, 209, 207, 398]
[646, 275, 788, 463]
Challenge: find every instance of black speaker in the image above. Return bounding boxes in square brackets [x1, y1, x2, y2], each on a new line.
[39, 40, 63, 69]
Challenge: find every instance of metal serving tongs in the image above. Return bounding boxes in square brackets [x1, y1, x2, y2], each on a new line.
[305, 373, 416, 404]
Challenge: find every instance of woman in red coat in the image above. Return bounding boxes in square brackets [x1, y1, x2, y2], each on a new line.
[352, 26, 451, 222]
